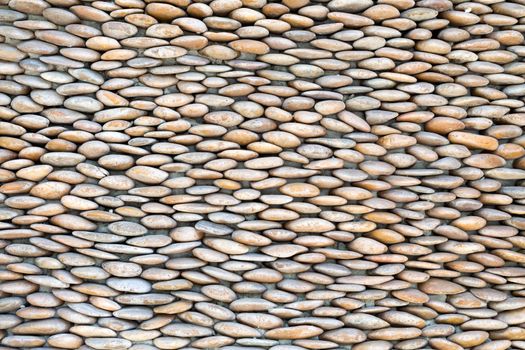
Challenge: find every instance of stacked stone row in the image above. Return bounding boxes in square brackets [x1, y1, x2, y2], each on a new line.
[1, 0, 525, 349]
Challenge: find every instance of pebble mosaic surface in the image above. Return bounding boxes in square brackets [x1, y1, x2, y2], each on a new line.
[2, 0, 525, 349]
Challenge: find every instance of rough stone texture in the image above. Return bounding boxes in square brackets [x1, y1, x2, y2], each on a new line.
[1, 0, 525, 349]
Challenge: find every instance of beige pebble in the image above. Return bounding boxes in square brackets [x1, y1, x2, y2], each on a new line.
[0, 2, 523, 349]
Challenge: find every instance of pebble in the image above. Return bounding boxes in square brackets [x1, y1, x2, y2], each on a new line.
[265, 326, 324, 340]
[0, 0, 523, 349]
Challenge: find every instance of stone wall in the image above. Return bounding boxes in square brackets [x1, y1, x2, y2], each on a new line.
[0, 0, 525, 349]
